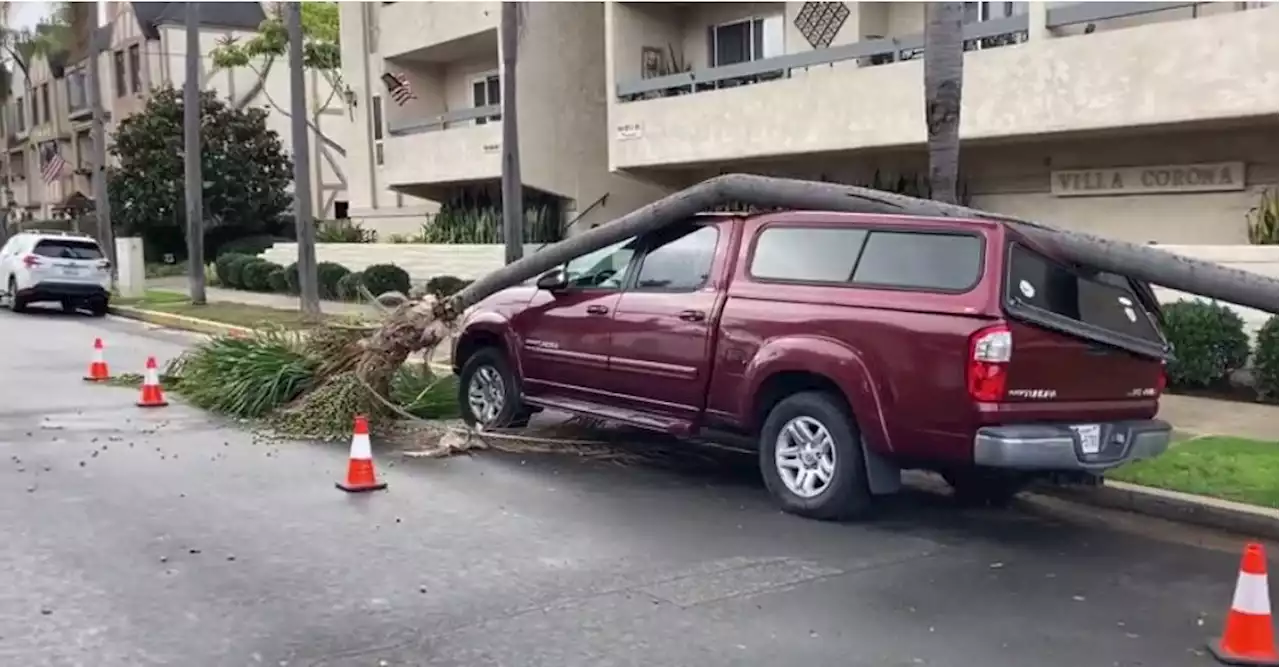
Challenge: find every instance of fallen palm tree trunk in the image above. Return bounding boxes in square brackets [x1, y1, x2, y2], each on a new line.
[338, 174, 1278, 416]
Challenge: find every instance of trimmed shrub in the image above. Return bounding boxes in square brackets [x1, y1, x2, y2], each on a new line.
[242, 260, 281, 292]
[1161, 300, 1251, 390]
[316, 262, 351, 300]
[267, 266, 289, 293]
[283, 262, 300, 295]
[215, 253, 250, 285]
[362, 264, 410, 297]
[336, 271, 365, 301]
[223, 254, 259, 290]
[425, 275, 471, 300]
[1253, 316, 1278, 402]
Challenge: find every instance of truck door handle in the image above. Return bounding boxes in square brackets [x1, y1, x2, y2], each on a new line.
[586, 304, 609, 315]
[678, 309, 706, 322]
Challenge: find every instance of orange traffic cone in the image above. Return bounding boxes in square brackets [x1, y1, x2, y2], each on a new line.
[336, 415, 386, 493]
[1208, 543, 1278, 666]
[136, 357, 169, 408]
[83, 338, 111, 382]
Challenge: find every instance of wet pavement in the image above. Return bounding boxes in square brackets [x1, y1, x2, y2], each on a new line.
[0, 305, 1274, 667]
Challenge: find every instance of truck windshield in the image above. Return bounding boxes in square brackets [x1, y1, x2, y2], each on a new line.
[1005, 243, 1165, 349]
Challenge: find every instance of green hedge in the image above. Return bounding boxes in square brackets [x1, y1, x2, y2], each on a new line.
[1162, 300, 1251, 390]
[1254, 316, 1278, 403]
[336, 271, 365, 301]
[363, 264, 410, 296]
[425, 275, 471, 300]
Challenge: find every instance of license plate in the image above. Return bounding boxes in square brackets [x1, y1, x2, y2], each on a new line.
[1071, 424, 1102, 455]
[61, 266, 82, 277]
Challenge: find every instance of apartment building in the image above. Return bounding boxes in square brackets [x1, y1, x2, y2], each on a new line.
[606, 1, 1278, 244]
[339, 1, 667, 237]
[347, 1, 1276, 245]
[1, 45, 74, 221]
[1, 1, 346, 222]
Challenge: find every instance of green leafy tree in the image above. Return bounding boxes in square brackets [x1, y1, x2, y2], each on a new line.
[107, 86, 293, 259]
[209, 2, 346, 155]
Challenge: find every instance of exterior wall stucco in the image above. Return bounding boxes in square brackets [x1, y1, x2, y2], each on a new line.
[659, 124, 1278, 245]
[366, 1, 666, 236]
[608, 4, 1279, 169]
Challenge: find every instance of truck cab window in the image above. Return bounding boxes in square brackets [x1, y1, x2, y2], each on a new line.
[633, 225, 719, 291]
[564, 237, 641, 289]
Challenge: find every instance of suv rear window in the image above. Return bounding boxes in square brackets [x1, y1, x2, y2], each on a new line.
[1005, 243, 1162, 344]
[750, 226, 983, 292]
[33, 239, 104, 260]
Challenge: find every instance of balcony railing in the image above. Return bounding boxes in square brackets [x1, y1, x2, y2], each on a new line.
[387, 104, 501, 137]
[616, 1, 1212, 103]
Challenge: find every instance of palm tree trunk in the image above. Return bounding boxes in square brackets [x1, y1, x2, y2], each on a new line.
[354, 174, 1279, 399]
[924, 2, 965, 204]
[499, 1, 524, 265]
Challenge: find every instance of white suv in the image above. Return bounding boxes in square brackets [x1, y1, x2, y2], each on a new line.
[0, 231, 112, 316]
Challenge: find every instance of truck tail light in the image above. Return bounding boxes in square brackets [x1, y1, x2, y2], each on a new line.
[97, 260, 112, 272]
[967, 323, 1012, 402]
[1156, 361, 1167, 395]
[22, 254, 42, 269]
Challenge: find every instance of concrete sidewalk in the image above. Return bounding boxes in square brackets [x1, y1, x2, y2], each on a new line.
[147, 277, 376, 318]
[1158, 393, 1277, 441]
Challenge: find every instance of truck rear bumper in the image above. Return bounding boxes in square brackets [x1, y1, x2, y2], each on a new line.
[973, 419, 1171, 471]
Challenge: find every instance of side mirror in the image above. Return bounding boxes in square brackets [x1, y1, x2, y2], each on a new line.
[535, 269, 568, 292]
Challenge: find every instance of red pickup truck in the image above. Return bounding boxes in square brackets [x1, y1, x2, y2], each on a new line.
[452, 210, 1172, 520]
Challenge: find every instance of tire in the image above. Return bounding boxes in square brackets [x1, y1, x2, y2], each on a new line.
[943, 468, 1029, 508]
[8, 278, 26, 313]
[89, 298, 109, 318]
[758, 391, 872, 521]
[457, 347, 530, 429]
[61, 300, 78, 314]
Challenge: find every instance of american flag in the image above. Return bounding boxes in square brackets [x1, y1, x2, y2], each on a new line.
[381, 72, 416, 106]
[41, 142, 68, 185]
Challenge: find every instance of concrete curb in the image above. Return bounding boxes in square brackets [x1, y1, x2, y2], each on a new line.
[109, 305, 256, 338]
[108, 305, 456, 375]
[1030, 480, 1278, 540]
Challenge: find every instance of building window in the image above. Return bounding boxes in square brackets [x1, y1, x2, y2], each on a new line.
[113, 50, 126, 97]
[15, 98, 25, 132]
[709, 15, 784, 67]
[128, 44, 142, 93]
[67, 71, 87, 112]
[371, 94, 384, 166]
[40, 84, 50, 125]
[471, 73, 500, 124]
[963, 2, 1027, 21]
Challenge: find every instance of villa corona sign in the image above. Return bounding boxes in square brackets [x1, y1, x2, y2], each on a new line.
[1051, 162, 1246, 197]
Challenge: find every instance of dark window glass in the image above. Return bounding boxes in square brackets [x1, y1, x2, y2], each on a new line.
[1006, 244, 1162, 343]
[15, 98, 24, 131]
[473, 75, 500, 124]
[853, 231, 982, 291]
[128, 44, 141, 92]
[39, 84, 49, 124]
[371, 95, 384, 140]
[750, 227, 868, 282]
[33, 239, 104, 260]
[113, 50, 126, 97]
[634, 225, 719, 291]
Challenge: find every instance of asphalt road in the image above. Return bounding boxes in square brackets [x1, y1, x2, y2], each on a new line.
[0, 305, 1274, 667]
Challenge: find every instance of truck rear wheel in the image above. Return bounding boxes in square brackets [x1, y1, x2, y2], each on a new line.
[457, 347, 531, 430]
[758, 391, 873, 521]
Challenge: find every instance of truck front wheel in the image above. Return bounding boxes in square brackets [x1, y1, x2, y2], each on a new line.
[457, 347, 531, 429]
[758, 391, 873, 521]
